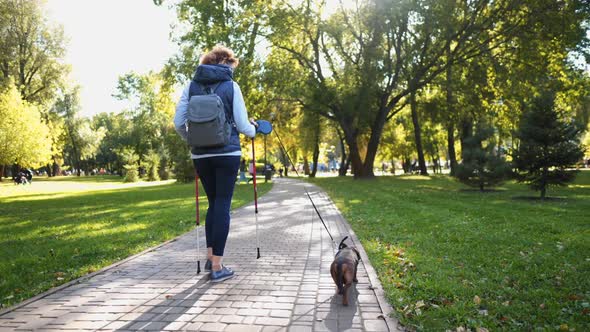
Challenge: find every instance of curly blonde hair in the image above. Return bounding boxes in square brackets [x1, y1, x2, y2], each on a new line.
[199, 45, 240, 68]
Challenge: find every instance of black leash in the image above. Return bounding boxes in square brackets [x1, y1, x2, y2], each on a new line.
[273, 129, 335, 243]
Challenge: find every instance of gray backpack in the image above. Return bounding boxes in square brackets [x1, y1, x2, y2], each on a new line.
[186, 83, 232, 148]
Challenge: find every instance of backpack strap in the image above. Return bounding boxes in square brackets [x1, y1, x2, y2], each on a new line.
[202, 82, 221, 94]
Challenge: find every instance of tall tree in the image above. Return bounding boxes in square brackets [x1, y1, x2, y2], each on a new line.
[0, 81, 52, 178]
[0, 0, 67, 105]
[267, 0, 525, 178]
[513, 92, 585, 199]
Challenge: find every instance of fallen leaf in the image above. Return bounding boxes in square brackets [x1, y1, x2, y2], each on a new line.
[474, 295, 481, 305]
[415, 300, 425, 308]
[539, 303, 545, 309]
[476, 328, 489, 332]
[559, 324, 568, 331]
[502, 301, 510, 306]
[165, 295, 173, 299]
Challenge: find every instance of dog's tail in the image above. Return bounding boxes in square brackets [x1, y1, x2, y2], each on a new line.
[336, 261, 346, 295]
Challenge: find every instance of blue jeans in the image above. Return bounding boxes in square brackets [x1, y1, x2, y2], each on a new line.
[193, 156, 241, 256]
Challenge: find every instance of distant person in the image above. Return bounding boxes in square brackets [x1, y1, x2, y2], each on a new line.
[24, 169, 33, 183]
[174, 45, 258, 282]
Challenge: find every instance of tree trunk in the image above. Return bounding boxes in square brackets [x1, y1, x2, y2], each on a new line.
[460, 118, 473, 159]
[337, 129, 348, 176]
[339, 154, 351, 176]
[340, 123, 363, 178]
[390, 159, 395, 175]
[447, 124, 457, 176]
[410, 92, 428, 175]
[540, 167, 548, 199]
[0, 165, 4, 181]
[310, 134, 320, 178]
[303, 156, 310, 175]
[361, 106, 391, 179]
[53, 161, 60, 177]
[431, 157, 437, 174]
[446, 43, 457, 176]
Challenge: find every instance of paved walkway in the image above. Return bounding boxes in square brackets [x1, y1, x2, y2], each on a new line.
[0, 179, 401, 332]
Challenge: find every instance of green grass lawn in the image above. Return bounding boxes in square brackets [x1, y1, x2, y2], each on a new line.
[311, 171, 589, 331]
[0, 176, 271, 309]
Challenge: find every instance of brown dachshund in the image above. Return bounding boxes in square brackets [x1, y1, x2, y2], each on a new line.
[330, 236, 360, 306]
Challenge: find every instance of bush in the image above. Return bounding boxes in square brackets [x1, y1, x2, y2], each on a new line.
[123, 164, 139, 182]
[143, 150, 160, 182]
[513, 93, 584, 199]
[456, 120, 511, 191]
[173, 156, 195, 183]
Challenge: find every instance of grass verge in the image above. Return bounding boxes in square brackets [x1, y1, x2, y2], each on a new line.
[0, 176, 271, 309]
[311, 171, 589, 331]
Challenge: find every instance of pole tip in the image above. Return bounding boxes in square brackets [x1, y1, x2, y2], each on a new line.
[257, 248, 261, 259]
[197, 261, 201, 274]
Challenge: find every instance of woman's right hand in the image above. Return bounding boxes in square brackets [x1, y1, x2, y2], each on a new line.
[250, 118, 259, 128]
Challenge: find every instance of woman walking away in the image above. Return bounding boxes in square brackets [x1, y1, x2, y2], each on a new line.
[174, 45, 257, 282]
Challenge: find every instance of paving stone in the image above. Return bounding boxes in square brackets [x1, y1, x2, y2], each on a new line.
[219, 315, 244, 324]
[236, 308, 270, 317]
[199, 322, 227, 331]
[224, 324, 263, 332]
[162, 321, 188, 330]
[254, 316, 291, 326]
[269, 310, 291, 318]
[287, 326, 313, 332]
[184, 321, 203, 331]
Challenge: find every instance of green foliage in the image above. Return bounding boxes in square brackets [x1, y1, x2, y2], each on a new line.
[456, 121, 511, 191]
[0, 0, 67, 104]
[311, 173, 590, 331]
[123, 165, 139, 183]
[0, 82, 52, 168]
[143, 150, 160, 182]
[117, 147, 140, 182]
[0, 176, 272, 308]
[513, 93, 585, 198]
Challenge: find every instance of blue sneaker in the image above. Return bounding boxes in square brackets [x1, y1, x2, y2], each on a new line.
[210, 266, 234, 283]
[204, 259, 212, 271]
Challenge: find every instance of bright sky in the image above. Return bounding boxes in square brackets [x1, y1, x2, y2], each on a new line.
[45, 0, 179, 117]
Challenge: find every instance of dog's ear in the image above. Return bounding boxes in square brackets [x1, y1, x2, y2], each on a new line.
[352, 247, 361, 260]
[338, 236, 349, 250]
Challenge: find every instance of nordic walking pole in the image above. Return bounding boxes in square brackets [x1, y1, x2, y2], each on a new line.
[195, 171, 201, 274]
[252, 138, 261, 259]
